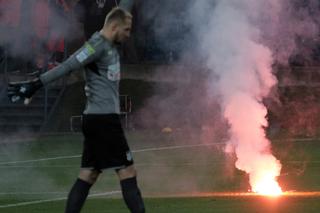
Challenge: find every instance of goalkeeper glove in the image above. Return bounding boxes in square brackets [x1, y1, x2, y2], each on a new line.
[7, 78, 43, 104]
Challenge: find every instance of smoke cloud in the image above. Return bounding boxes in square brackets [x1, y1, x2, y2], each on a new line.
[136, 0, 320, 193]
[0, 0, 77, 60]
[189, 0, 282, 193]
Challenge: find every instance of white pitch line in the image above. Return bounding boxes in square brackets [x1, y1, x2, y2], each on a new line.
[133, 142, 225, 153]
[0, 192, 67, 195]
[0, 190, 115, 195]
[1, 137, 318, 166]
[1, 141, 320, 166]
[0, 191, 121, 209]
[2, 160, 320, 169]
[0, 142, 224, 165]
[0, 155, 80, 165]
[0, 165, 77, 168]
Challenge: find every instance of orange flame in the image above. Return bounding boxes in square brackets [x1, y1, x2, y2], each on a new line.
[252, 175, 282, 196]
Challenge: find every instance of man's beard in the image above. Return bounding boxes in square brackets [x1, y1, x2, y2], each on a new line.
[114, 34, 125, 45]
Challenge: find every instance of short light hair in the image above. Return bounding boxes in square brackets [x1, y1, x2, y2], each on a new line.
[104, 7, 132, 26]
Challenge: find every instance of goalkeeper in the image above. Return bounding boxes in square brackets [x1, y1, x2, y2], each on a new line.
[7, 1, 145, 213]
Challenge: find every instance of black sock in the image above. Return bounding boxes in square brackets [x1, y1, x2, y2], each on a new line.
[65, 178, 92, 213]
[120, 177, 145, 213]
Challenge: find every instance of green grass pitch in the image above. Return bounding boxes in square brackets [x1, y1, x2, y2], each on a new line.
[0, 131, 320, 212]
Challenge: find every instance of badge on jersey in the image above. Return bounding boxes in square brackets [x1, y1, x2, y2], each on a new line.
[76, 43, 96, 63]
[107, 62, 120, 81]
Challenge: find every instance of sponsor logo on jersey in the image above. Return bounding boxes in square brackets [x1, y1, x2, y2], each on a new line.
[107, 62, 120, 81]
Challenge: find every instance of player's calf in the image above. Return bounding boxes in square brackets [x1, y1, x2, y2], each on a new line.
[120, 176, 145, 213]
[65, 178, 93, 213]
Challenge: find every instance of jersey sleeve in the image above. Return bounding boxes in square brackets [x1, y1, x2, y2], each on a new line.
[119, 0, 134, 12]
[40, 34, 105, 85]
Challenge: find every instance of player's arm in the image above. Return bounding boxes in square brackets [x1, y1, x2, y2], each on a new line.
[40, 36, 105, 85]
[7, 34, 105, 104]
[119, 0, 134, 12]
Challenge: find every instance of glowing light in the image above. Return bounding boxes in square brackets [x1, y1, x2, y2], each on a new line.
[252, 176, 282, 196]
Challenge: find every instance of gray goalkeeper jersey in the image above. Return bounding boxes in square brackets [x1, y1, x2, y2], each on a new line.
[39, 0, 133, 114]
[40, 32, 121, 114]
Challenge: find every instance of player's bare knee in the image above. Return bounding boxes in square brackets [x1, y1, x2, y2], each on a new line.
[78, 169, 100, 184]
[116, 165, 137, 180]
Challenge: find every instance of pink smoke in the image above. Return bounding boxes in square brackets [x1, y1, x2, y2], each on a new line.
[194, 0, 283, 194]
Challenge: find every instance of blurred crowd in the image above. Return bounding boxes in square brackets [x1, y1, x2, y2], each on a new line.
[1, 0, 320, 75]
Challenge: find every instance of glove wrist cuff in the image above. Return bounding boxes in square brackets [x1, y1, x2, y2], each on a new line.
[33, 78, 44, 90]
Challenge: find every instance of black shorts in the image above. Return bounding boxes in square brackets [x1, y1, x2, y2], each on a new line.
[81, 114, 133, 171]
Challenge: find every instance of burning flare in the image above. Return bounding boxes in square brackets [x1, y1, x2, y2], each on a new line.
[249, 155, 282, 196]
[195, 0, 284, 195]
[253, 176, 282, 196]
[225, 94, 282, 197]
[249, 157, 283, 196]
